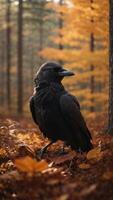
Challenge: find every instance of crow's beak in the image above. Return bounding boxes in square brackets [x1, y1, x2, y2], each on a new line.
[58, 69, 75, 77]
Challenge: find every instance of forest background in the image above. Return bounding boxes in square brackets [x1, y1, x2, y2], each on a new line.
[0, 0, 108, 120]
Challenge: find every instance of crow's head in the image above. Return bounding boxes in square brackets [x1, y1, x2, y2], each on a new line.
[34, 62, 74, 86]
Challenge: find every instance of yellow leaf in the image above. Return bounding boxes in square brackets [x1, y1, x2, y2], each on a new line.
[86, 147, 103, 160]
[78, 163, 90, 169]
[35, 159, 48, 172]
[14, 156, 48, 173]
[0, 148, 7, 157]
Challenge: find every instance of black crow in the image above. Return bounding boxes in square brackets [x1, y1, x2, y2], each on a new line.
[30, 62, 93, 157]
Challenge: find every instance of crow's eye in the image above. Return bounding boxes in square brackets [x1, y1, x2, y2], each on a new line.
[54, 68, 61, 72]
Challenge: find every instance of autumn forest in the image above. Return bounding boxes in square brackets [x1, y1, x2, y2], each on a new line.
[0, 0, 108, 116]
[0, 0, 113, 200]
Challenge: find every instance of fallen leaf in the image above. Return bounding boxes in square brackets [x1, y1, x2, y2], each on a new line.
[14, 156, 48, 173]
[78, 163, 91, 169]
[80, 184, 97, 196]
[87, 147, 103, 160]
[0, 170, 21, 181]
[35, 159, 48, 172]
[102, 171, 113, 180]
[0, 148, 7, 157]
[18, 144, 35, 157]
[57, 194, 69, 200]
[54, 151, 77, 165]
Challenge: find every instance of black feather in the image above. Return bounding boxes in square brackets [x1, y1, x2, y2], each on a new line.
[30, 62, 93, 152]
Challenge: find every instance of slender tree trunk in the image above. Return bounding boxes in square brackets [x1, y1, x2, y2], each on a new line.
[39, 19, 44, 65]
[1, 33, 5, 106]
[108, 0, 113, 133]
[6, 0, 11, 110]
[0, 31, 5, 106]
[30, 48, 34, 83]
[17, 0, 23, 114]
[90, 0, 95, 112]
[90, 33, 95, 112]
[38, 1, 45, 66]
[58, 0, 63, 65]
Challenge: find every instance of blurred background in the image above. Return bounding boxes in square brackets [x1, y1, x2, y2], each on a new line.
[0, 0, 108, 117]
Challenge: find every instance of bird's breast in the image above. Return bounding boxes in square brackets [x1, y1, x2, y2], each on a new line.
[36, 85, 64, 106]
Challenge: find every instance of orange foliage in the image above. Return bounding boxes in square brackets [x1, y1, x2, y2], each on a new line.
[40, 0, 108, 115]
[14, 156, 48, 173]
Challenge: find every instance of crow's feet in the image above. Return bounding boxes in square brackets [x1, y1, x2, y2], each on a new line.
[37, 148, 47, 159]
[56, 144, 68, 156]
[36, 141, 54, 159]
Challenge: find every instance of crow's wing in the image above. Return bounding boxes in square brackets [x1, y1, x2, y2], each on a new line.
[29, 96, 37, 124]
[60, 93, 92, 151]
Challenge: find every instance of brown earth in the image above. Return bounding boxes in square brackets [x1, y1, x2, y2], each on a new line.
[0, 115, 113, 200]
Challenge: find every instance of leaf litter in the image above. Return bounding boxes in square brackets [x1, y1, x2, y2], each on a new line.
[0, 116, 113, 199]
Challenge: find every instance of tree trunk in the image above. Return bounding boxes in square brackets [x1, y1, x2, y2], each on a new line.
[108, 0, 113, 133]
[90, 0, 95, 112]
[6, 0, 11, 110]
[39, 18, 44, 65]
[58, 0, 63, 65]
[17, 0, 23, 114]
[90, 33, 95, 112]
[0, 30, 5, 107]
[38, 1, 45, 66]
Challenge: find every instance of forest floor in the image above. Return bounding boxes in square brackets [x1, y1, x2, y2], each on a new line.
[0, 114, 113, 200]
